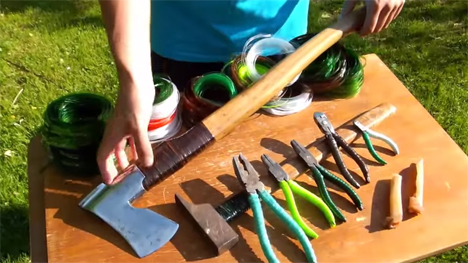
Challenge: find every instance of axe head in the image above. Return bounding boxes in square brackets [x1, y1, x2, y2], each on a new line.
[79, 165, 179, 258]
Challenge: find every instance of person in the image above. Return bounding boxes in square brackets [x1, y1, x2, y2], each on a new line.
[96, 0, 405, 185]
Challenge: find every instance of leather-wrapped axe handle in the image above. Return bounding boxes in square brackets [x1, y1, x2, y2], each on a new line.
[139, 7, 367, 190]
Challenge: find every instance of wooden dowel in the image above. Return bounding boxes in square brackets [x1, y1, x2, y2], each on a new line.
[202, 7, 366, 140]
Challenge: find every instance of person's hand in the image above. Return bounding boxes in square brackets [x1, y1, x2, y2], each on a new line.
[340, 0, 405, 36]
[97, 79, 155, 185]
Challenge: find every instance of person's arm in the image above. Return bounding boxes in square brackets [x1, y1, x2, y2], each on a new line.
[97, 0, 155, 184]
[340, 0, 405, 36]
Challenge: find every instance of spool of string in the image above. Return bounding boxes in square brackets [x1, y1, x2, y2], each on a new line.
[148, 75, 183, 142]
[290, 33, 364, 99]
[181, 72, 238, 127]
[224, 34, 313, 116]
[41, 93, 113, 176]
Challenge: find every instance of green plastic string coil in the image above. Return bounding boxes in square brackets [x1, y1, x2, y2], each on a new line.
[290, 33, 365, 99]
[193, 72, 238, 106]
[181, 72, 238, 127]
[223, 55, 287, 107]
[153, 74, 174, 104]
[42, 93, 113, 176]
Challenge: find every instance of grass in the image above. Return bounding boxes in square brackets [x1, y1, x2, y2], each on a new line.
[0, 0, 467, 262]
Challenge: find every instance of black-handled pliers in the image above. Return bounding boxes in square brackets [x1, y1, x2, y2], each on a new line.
[313, 112, 369, 188]
[291, 140, 364, 223]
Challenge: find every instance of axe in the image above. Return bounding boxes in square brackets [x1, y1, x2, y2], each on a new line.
[79, 8, 367, 259]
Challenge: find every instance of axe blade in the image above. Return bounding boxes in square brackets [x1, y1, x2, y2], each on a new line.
[79, 165, 179, 258]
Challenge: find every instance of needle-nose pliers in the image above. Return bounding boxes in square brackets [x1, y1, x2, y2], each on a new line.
[314, 112, 369, 188]
[233, 153, 317, 263]
[261, 153, 336, 239]
[354, 120, 399, 165]
[291, 140, 364, 223]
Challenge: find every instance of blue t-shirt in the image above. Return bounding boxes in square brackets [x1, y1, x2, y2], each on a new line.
[150, 0, 309, 63]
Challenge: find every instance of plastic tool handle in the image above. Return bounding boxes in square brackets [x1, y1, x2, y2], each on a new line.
[366, 128, 400, 154]
[324, 133, 361, 189]
[248, 193, 279, 263]
[333, 133, 370, 183]
[259, 190, 317, 263]
[279, 181, 319, 239]
[310, 166, 347, 223]
[362, 131, 387, 164]
[288, 180, 336, 228]
[316, 165, 364, 210]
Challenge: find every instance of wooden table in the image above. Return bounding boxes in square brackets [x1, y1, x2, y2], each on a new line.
[28, 54, 468, 263]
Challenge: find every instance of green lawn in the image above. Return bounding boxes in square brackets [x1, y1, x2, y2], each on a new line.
[0, 0, 467, 262]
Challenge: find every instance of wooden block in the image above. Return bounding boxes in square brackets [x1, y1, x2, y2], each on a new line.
[28, 54, 468, 263]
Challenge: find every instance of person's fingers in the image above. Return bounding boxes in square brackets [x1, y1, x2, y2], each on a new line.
[128, 136, 138, 162]
[387, 1, 404, 28]
[114, 138, 129, 170]
[374, 4, 392, 33]
[360, 2, 380, 36]
[133, 127, 154, 167]
[340, 0, 358, 18]
[382, 4, 399, 30]
[97, 121, 123, 184]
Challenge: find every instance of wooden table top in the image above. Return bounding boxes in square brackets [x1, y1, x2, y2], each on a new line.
[28, 54, 468, 263]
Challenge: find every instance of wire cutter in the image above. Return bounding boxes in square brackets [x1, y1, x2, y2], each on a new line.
[314, 112, 369, 188]
[353, 120, 399, 165]
[233, 153, 317, 263]
[291, 140, 364, 223]
[261, 153, 336, 239]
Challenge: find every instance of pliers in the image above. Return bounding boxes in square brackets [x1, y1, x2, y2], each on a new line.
[233, 153, 317, 263]
[291, 140, 364, 223]
[354, 120, 399, 165]
[261, 153, 336, 239]
[314, 112, 369, 188]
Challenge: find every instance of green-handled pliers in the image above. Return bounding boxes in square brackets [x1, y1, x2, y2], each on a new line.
[261, 153, 336, 239]
[354, 120, 399, 164]
[291, 140, 364, 223]
[233, 153, 317, 263]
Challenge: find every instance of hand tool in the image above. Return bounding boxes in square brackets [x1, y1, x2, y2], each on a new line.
[261, 153, 336, 239]
[353, 120, 399, 164]
[174, 191, 251, 255]
[314, 112, 369, 188]
[79, 9, 367, 258]
[233, 153, 317, 263]
[291, 139, 364, 223]
[78, 168, 179, 258]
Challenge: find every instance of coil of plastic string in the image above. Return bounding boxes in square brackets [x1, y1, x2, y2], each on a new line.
[181, 72, 238, 127]
[148, 76, 183, 142]
[41, 93, 113, 176]
[223, 34, 313, 116]
[290, 33, 364, 99]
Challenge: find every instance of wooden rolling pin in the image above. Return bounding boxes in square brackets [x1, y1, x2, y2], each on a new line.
[133, 7, 368, 190]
